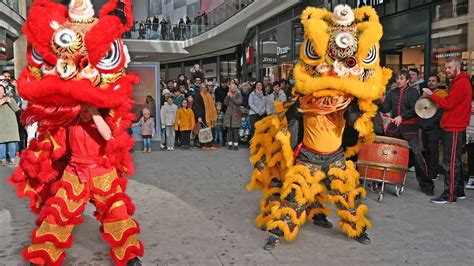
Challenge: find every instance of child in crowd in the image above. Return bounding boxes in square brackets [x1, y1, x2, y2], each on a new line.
[133, 108, 155, 153]
[160, 97, 178, 151]
[175, 99, 195, 150]
[172, 89, 185, 107]
[214, 102, 224, 147]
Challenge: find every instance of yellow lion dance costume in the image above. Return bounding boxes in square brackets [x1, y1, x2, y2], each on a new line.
[247, 5, 392, 249]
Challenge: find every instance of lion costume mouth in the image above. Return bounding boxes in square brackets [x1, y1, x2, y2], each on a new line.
[302, 62, 375, 82]
[298, 94, 353, 114]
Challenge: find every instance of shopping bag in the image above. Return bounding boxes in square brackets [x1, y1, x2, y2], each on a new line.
[198, 122, 213, 143]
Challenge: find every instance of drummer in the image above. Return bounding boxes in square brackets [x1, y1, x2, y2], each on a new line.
[420, 74, 447, 182]
[376, 70, 435, 196]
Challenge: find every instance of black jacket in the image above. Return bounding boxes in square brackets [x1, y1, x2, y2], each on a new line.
[377, 86, 420, 133]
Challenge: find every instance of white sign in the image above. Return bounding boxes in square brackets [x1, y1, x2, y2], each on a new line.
[277, 46, 290, 57]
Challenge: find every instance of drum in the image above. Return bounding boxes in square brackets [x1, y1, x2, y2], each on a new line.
[358, 136, 410, 184]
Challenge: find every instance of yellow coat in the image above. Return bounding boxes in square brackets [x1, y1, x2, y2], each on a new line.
[175, 107, 195, 131]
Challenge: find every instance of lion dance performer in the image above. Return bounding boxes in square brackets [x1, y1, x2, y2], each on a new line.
[247, 5, 392, 249]
[8, 0, 144, 265]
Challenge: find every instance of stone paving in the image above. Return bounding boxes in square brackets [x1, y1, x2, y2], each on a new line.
[1, 147, 473, 265]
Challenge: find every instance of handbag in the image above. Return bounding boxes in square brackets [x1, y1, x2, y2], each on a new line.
[198, 122, 213, 143]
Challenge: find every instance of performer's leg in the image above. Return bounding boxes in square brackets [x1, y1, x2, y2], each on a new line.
[436, 131, 464, 202]
[24, 170, 89, 265]
[90, 169, 144, 265]
[307, 191, 332, 228]
[264, 165, 318, 243]
[329, 160, 372, 244]
[402, 132, 434, 194]
[256, 168, 283, 230]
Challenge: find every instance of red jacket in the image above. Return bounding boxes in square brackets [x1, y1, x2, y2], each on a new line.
[431, 72, 472, 131]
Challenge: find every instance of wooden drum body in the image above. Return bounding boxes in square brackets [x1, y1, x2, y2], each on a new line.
[358, 136, 410, 184]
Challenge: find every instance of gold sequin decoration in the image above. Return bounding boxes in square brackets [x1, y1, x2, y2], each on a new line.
[94, 186, 122, 203]
[28, 242, 64, 262]
[28, 65, 43, 80]
[53, 189, 84, 213]
[112, 235, 140, 260]
[92, 169, 118, 192]
[62, 171, 85, 197]
[103, 219, 137, 241]
[99, 69, 125, 88]
[36, 222, 73, 243]
[23, 181, 42, 208]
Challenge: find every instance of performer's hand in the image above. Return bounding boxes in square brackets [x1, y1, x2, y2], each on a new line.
[422, 88, 433, 96]
[380, 94, 386, 102]
[392, 116, 402, 127]
[198, 117, 202, 123]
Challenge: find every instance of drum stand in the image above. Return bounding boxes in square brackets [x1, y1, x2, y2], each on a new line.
[356, 161, 409, 202]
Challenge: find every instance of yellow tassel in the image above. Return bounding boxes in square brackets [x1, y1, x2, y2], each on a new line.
[266, 221, 301, 242]
[306, 207, 331, 220]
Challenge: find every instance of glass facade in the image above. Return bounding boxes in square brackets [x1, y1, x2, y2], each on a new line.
[1, 0, 19, 13]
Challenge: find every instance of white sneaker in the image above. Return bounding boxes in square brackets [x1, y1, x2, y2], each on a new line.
[466, 178, 474, 190]
[170, 147, 174, 151]
[160, 144, 165, 149]
[167, 147, 171, 151]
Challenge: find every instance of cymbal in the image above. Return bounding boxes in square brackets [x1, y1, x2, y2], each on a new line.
[415, 97, 437, 119]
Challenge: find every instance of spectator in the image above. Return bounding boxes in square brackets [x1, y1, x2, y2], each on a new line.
[280, 79, 291, 101]
[187, 94, 195, 109]
[214, 102, 225, 147]
[185, 16, 192, 38]
[224, 83, 243, 150]
[423, 57, 472, 203]
[248, 81, 266, 138]
[145, 17, 152, 39]
[133, 108, 155, 153]
[175, 99, 195, 150]
[263, 75, 272, 87]
[240, 82, 251, 108]
[377, 70, 434, 196]
[409, 68, 428, 95]
[178, 84, 188, 97]
[138, 21, 146, 39]
[178, 18, 185, 40]
[152, 15, 160, 39]
[176, 74, 188, 88]
[161, 89, 171, 106]
[145, 95, 156, 118]
[419, 74, 445, 181]
[160, 18, 168, 40]
[193, 83, 217, 150]
[167, 80, 176, 92]
[266, 81, 286, 115]
[0, 83, 19, 166]
[190, 76, 202, 95]
[214, 78, 229, 110]
[191, 64, 205, 82]
[172, 88, 185, 107]
[160, 97, 178, 151]
[194, 11, 202, 34]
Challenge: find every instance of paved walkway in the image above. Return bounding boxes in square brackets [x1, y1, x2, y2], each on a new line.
[1, 147, 473, 265]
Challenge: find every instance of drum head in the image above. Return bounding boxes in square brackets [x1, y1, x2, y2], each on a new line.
[415, 97, 437, 119]
[374, 135, 410, 148]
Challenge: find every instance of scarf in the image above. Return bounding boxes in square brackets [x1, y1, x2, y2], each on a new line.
[201, 90, 217, 127]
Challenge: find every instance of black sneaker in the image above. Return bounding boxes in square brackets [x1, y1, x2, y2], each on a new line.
[430, 196, 450, 204]
[263, 235, 280, 250]
[457, 190, 466, 200]
[355, 232, 371, 245]
[313, 215, 333, 228]
[423, 187, 435, 196]
[127, 257, 142, 266]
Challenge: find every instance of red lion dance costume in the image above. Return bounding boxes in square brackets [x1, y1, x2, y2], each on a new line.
[8, 0, 144, 265]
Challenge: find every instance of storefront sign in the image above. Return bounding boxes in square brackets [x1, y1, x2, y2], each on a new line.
[277, 46, 290, 58]
[262, 57, 277, 64]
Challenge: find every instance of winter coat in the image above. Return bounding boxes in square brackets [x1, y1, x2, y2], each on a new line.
[377, 86, 420, 133]
[266, 91, 287, 115]
[0, 99, 19, 143]
[431, 72, 472, 131]
[223, 92, 243, 128]
[248, 90, 266, 115]
[133, 117, 155, 136]
[160, 103, 178, 126]
[175, 107, 195, 131]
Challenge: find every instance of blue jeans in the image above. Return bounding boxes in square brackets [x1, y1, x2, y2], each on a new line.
[214, 126, 224, 145]
[0, 142, 17, 160]
[143, 138, 151, 149]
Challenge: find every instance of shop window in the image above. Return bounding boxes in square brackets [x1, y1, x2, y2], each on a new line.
[168, 62, 182, 82]
[220, 54, 237, 82]
[293, 20, 304, 61]
[410, 0, 424, 8]
[397, 0, 409, 12]
[384, 0, 395, 15]
[202, 57, 217, 82]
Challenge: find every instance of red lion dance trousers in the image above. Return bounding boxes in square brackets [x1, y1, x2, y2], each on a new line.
[24, 122, 144, 265]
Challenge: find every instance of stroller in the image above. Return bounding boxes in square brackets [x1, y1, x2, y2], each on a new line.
[239, 110, 251, 144]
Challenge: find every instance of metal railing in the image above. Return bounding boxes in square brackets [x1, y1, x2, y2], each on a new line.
[125, 0, 254, 40]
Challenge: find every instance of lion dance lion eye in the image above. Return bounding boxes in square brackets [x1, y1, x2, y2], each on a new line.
[363, 45, 377, 65]
[96, 39, 123, 72]
[31, 47, 44, 65]
[304, 39, 320, 60]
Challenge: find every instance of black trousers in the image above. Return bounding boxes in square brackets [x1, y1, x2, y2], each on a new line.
[467, 142, 474, 177]
[386, 131, 433, 190]
[249, 114, 263, 139]
[179, 130, 191, 147]
[422, 129, 443, 179]
[227, 127, 240, 144]
[441, 131, 465, 202]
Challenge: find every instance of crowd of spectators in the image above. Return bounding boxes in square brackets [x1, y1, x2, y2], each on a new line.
[134, 64, 294, 152]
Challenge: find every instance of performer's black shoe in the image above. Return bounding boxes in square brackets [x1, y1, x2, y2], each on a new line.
[422, 186, 435, 196]
[263, 235, 280, 250]
[127, 257, 142, 266]
[313, 214, 333, 228]
[354, 232, 371, 245]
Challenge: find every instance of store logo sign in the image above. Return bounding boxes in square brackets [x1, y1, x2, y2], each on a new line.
[277, 46, 290, 57]
[263, 57, 277, 63]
